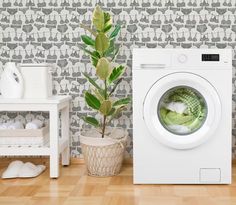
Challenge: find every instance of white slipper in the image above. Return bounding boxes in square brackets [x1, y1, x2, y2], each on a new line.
[1, 160, 24, 179]
[1, 161, 46, 179]
[18, 162, 46, 178]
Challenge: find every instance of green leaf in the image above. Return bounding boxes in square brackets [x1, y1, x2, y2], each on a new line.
[109, 106, 125, 120]
[79, 46, 93, 55]
[111, 45, 120, 61]
[104, 39, 115, 55]
[93, 88, 104, 101]
[92, 50, 101, 58]
[104, 40, 120, 60]
[79, 46, 96, 58]
[103, 24, 112, 33]
[96, 57, 112, 80]
[99, 100, 112, 115]
[91, 56, 98, 67]
[109, 78, 123, 96]
[79, 47, 100, 65]
[103, 38, 120, 58]
[81, 35, 95, 46]
[92, 5, 104, 31]
[103, 12, 112, 32]
[113, 97, 131, 107]
[80, 24, 97, 37]
[107, 107, 116, 116]
[110, 25, 121, 39]
[85, 92, 101, 110]
[90, 51, 100, 67]
[95, 33, 110, 54]
[104, 12, 112, 25]
[82, 116, 99, 127]
[83, 73, 100, 90]
[108, 65, 125, 84]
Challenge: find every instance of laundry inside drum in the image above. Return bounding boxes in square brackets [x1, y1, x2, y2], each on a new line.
[158, 86, 208, 135]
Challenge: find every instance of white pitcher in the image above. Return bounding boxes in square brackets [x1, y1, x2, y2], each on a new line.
[0, 62, 24, 98]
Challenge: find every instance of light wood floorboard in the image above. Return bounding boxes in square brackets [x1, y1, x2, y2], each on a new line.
[0, 164, 236, 205]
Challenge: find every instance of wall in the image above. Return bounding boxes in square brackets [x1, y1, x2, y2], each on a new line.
[0, 0, 236, 158]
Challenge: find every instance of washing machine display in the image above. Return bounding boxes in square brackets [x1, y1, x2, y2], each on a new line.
[158, 86, 207, 135]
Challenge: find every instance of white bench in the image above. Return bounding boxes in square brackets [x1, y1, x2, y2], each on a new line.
[0, 95, 71, 178]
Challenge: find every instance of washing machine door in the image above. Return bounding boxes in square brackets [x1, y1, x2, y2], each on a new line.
[143, 72, 221, 149]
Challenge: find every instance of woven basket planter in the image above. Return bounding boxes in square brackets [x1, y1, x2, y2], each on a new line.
[80, 128, 128, 177]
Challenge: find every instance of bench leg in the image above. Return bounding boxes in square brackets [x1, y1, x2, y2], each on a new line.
[49, 108, 59, 178]
[61, 104, 70, 166]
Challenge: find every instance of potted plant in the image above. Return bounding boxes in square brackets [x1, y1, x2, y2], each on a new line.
[79, 5, 131, 177]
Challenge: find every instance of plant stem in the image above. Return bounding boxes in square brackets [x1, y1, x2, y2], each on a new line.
[101, 79, 107, 138]
[101, 115, 107, 138]
[104, 79, 107, 99]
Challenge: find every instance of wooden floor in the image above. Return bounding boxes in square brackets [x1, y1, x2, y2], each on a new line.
[0, 163, 236, 205]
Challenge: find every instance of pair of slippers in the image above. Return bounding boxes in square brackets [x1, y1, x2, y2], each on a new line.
[1, 160, 46, 179]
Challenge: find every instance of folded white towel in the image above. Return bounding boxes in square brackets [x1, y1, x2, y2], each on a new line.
[165, 102, 188, 114]
[0, 122, 13, 129]
[25, 119, 43, 129]
[8, 121, 24, 130]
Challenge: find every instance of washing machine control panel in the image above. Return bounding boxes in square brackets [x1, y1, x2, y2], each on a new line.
[177, 53, 220, 64]
[132, 49, 231, 70]
[172, 52, 230, 69]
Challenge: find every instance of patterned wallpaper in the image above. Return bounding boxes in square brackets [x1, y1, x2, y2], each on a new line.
[0, 0, 236, 158]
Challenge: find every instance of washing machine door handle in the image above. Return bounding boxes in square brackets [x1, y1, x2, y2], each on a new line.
[143, 72, 222, 149]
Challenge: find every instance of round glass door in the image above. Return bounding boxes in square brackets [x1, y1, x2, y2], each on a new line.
[158, 86, 208, 135]
[143, 72, 221, 149]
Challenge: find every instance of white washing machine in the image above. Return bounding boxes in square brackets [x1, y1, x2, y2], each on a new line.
[133, 49, 232, 184]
